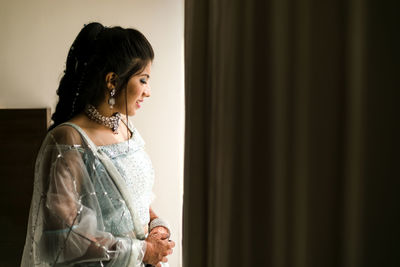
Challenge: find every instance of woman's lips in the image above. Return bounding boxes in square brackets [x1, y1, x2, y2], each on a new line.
[136, 100, 143, 108]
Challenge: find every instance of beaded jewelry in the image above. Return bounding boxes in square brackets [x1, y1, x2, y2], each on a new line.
[70, 60, 87, 118]
[149, 218, 171, 236]
[68, 25, 106, 119]
[108, 88, 116, 109]
[85, 104, 122, 134]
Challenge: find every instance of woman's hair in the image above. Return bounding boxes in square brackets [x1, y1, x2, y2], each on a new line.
[49, 22, 154, 130]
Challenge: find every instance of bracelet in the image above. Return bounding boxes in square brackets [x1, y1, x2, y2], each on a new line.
[149, 218, 171, 235]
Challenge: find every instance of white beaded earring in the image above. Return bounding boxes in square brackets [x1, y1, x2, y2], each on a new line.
[108, 88, 116, 109]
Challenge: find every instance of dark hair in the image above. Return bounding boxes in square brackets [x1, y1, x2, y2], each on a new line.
[49, 22, 154, 130]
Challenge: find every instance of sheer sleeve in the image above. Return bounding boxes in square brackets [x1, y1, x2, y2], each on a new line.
[21, 125, 146, 267]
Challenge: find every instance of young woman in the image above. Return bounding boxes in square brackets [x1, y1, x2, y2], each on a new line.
[21, 22, 174, 267]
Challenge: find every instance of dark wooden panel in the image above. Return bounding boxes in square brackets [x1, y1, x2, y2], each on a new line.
[0, 108, 50, 267]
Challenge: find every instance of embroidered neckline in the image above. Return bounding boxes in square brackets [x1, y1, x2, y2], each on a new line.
[98, 128, 145, 158]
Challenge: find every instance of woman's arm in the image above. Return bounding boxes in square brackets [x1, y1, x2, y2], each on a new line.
[150, 207, 158, 221]
[40, 146, 145, 266]
[144, 207, 175, 267]
[23, 127, 145, 267]
[148, 207, 170, 238]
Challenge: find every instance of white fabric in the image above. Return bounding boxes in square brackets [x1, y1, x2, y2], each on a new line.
[20, 122, 165, 266]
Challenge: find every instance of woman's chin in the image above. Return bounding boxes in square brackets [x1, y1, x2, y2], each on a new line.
[118, 106, 137, 117]
[127, 109, 137, 117]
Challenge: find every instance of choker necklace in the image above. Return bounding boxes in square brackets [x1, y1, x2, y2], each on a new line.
[85, 104, 122, 134]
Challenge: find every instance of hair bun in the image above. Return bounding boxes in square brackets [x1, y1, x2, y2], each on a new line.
[70, 22, 105, 63]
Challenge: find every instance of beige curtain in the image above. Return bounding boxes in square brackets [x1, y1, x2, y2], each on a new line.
[183, 0, 398, 267]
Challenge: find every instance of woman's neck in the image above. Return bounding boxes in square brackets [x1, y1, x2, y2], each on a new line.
[96, 102, 127, 119]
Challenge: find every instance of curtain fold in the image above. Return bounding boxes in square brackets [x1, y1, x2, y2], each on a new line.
[184, 0, 399, 266]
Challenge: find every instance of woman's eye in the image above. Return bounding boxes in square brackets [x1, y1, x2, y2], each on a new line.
[140, 79, 147, 84]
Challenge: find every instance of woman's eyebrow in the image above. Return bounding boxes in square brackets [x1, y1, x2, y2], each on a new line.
[140, 74, 150, 78]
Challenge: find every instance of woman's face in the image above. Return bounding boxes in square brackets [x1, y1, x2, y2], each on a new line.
[116, 62, 152, 116]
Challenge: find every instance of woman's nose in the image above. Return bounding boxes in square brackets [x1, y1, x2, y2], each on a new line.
[144, 86, 151, 97]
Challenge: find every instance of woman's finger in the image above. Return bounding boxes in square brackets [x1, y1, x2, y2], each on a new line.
[162, 248, 173, 256]
[156, 263, 161, 267]
[162, 256, 168, 263]
[168, 240, 176, 248]
[160, 232, 169, 240]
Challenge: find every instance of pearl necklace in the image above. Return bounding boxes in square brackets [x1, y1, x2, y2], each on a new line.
[85, 104, 122, 134]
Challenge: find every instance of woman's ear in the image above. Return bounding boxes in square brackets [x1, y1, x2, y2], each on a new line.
[105, 72, 118, 90]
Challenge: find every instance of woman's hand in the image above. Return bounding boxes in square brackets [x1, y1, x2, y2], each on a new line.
[149, 226, 170, 239]
[143, 232, 175, 267]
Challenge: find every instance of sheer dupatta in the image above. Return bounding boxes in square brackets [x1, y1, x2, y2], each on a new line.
[21, 123, 146, 267]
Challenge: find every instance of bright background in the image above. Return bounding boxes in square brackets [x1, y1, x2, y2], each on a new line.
[0, 1, 184, 266]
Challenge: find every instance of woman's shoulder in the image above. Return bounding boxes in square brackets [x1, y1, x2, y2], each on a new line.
[35, 124, 88, 167]
[47, 113, 95, 146]
[45, 123, 85, 147]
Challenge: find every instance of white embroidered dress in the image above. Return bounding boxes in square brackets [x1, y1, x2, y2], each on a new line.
[21, 122, 167, 267]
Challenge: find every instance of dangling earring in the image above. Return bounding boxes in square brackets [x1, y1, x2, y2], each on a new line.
[108, 88, 116, 109]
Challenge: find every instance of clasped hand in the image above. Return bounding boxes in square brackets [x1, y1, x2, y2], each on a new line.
[143, 227, 175, 267]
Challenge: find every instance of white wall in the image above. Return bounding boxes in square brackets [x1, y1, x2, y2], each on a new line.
[0, 1, 184, 266]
